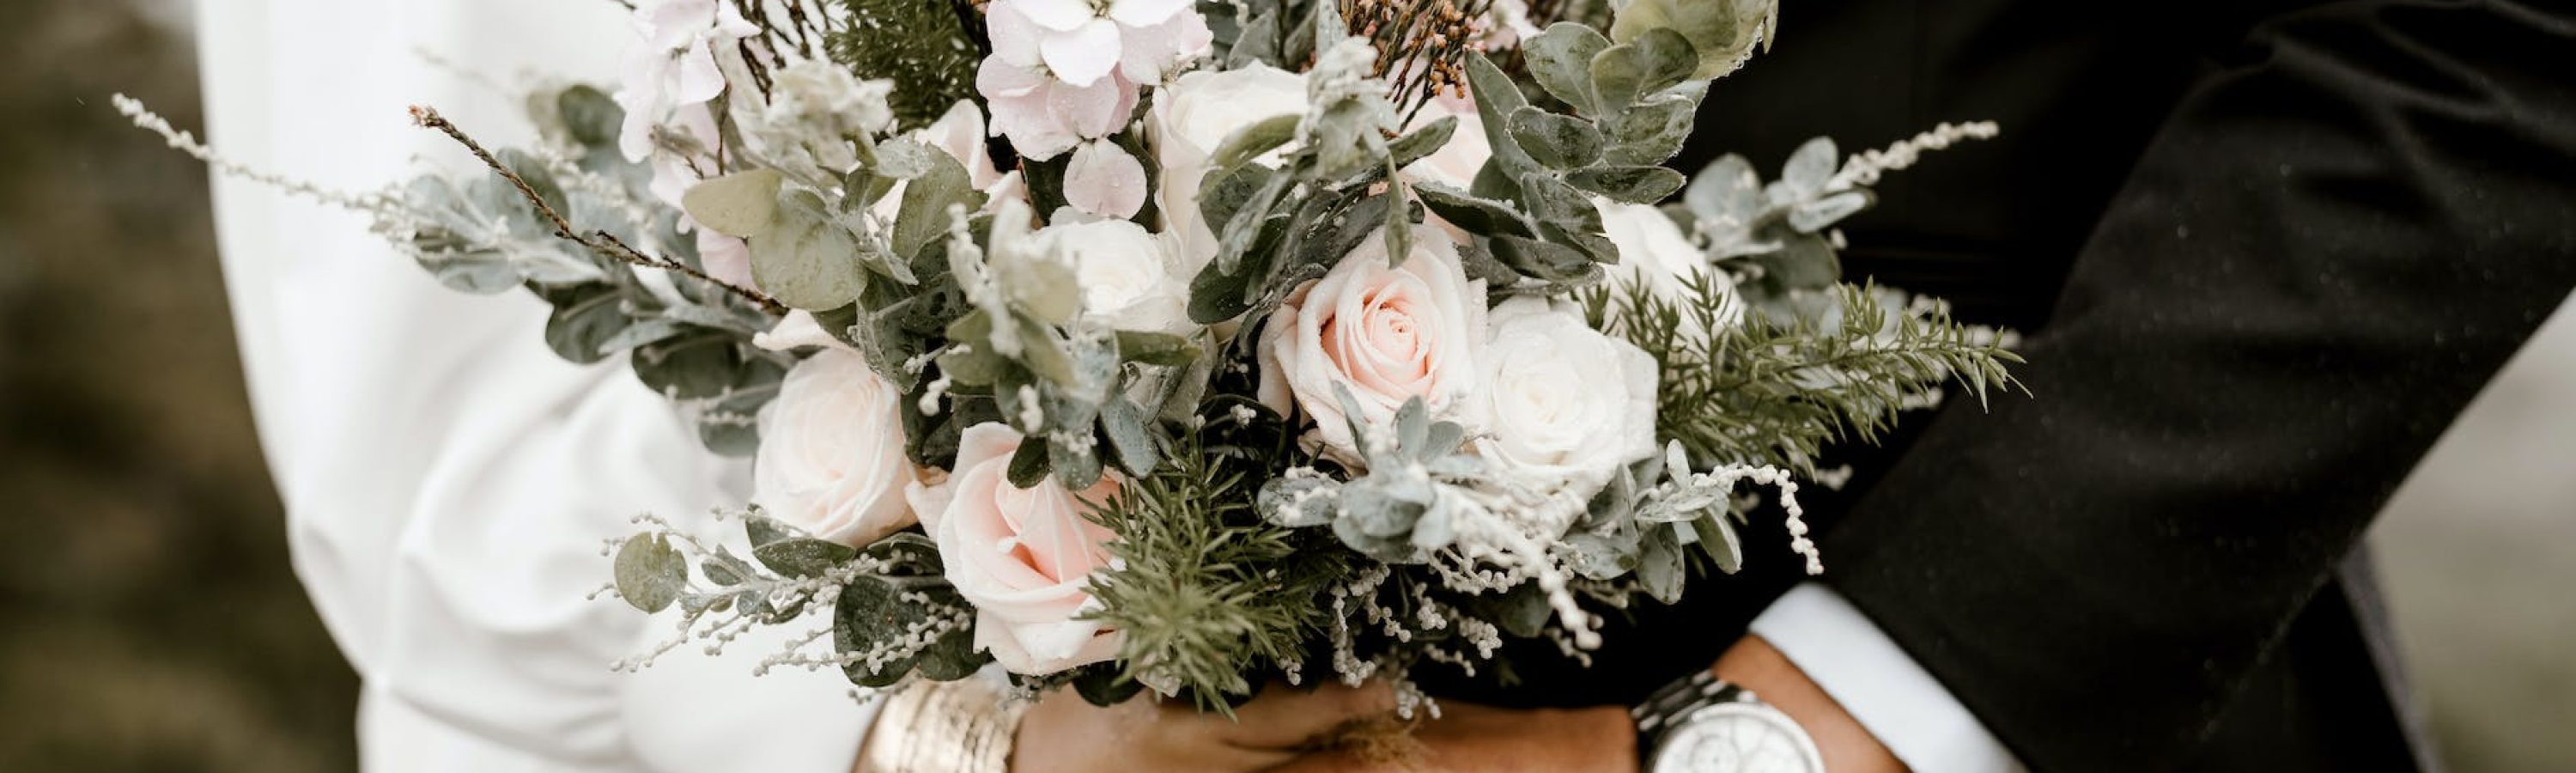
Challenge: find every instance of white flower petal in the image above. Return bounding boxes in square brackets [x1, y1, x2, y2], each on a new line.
[1048, 74, 1133, 140]
[1063, 141, 1148, 220]
[984, 1, 1048, 69]
[1106, 0, 1193, 27]
[1040, 20, 1126, 88]
[1011, 0, 1100, 33]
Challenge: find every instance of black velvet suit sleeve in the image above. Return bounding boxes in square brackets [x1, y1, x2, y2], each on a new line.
[1819, 2, 2576, 770]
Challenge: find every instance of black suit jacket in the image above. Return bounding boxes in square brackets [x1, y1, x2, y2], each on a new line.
[1441, 2, 2576, 770]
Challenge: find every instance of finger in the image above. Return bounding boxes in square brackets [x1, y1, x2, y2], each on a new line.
[1257, 750, 1391, 773]
[1208, 680, 1400, 749]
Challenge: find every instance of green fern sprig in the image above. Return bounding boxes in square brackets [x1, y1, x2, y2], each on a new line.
[1079, 428, 1352, 713]
[1584, 276, 2024, 475]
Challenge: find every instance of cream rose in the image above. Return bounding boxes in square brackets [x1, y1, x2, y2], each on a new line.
[1257, 222, 1487, 458]
[907, 423, 1125, 675]
[1150, 63, 1309, 273]
[1037, 213, 1194, 333]
[749, 313, 920, 546]
[1474, 297, 1661, 499]
[1598, 199, 1743, 336]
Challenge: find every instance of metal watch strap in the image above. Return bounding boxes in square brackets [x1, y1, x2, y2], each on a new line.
[1631, 670, 1753, 757]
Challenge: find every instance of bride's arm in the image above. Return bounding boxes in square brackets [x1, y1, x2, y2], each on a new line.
[199, 2, 870, 770]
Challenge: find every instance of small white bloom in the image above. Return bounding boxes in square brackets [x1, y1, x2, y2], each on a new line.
[1474, 297, 1661, 499]
[1150, 63, 1310, 272]
[1598, 199, 1743, 338]
[1036, 210, 1192, 333]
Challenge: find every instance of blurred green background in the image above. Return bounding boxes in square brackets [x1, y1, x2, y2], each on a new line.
[1, 1, 2567, 771]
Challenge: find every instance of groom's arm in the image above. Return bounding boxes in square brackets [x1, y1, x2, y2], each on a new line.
[1818, 1, 2576, 770]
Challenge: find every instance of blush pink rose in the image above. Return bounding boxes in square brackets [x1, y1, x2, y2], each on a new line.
[749, 313, 920, 546]
[1256, 223, 1488, 458]
[907, 423, 1125, 675]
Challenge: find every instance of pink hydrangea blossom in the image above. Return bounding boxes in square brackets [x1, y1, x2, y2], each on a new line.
[975, 0, 1208, 162]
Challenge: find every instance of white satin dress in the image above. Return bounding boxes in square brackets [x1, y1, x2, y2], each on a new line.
[199, 2, 873, 770]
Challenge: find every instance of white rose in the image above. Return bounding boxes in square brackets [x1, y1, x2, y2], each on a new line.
[1257, 223, 1487, 458]
[1474, 297, 1660, 499]
[1598, 199, 1743, 337]
[1036, 213, 1194, 333]
[906, 423, 1125, 675]
[749, 313, 920, 546]
[1150, 63, 1309, 273]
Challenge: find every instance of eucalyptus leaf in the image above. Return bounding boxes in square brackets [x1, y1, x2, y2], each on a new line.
[1206, 113, 1304, 174]
[1524, 23, 1611, 114]
[681, 168, 785, 237]
[751, 190, 869, 310]
[1386, 116, 1459, 170]
[555, 85, 623, 150]
[1115, 330, 1200, 367]
[1789, 189, 1874, 233]
[872, 137, 940, 180]
[1637, 523, 1686, 604]
[540, 284, 629, 364]
[1098, 394, 1160, 476]
[1781, 137, 1839, 199]
[612, 535, 685, 612]
[1567, 166, 1687, 204]
[893, 152, 983, 265]
[1462, 52, 1540, 177]
[1505, 107, 1604, 170]
[1689, 515, 1744, 574]
[1485, 234, 1595, 283]
[1604, 84, 1706, 165]
[1006, 437, 1051, 489]
[753, 537, 860, 579]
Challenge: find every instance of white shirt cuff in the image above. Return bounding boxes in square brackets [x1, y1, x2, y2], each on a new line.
[1748, 583, 2025, 773]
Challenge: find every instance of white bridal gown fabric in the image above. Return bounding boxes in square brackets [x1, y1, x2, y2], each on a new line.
[199, 2, 873, 771]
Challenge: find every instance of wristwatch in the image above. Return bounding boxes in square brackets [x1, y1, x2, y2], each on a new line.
[1631, 670, 1826, 773]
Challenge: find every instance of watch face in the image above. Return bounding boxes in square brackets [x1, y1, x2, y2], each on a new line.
[1648, 703, 1826, 773]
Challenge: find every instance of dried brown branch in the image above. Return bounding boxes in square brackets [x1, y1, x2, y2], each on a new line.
[408, 105, 789, 316]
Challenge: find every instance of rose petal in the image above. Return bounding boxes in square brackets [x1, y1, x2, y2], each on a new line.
[1062, 141, 1147, 220]
[1039, 20, 1125, 88]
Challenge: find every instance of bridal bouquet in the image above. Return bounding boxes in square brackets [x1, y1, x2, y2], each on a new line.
[130, 0, 2015, 713]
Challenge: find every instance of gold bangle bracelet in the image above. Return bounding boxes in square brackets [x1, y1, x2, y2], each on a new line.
[856, 678, 1025, 773]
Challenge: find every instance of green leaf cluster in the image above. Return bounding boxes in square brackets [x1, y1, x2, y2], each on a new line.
[1081, 416, 1352, 712]
[1422, 27, 1708, 289]
[401, 85, 791, 457]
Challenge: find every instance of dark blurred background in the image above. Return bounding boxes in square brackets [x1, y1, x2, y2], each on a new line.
[0, 1, 2566, 771]
[0, 0, 355, 770]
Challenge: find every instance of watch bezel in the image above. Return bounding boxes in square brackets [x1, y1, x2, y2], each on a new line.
[1644, 700, 1827, 773]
